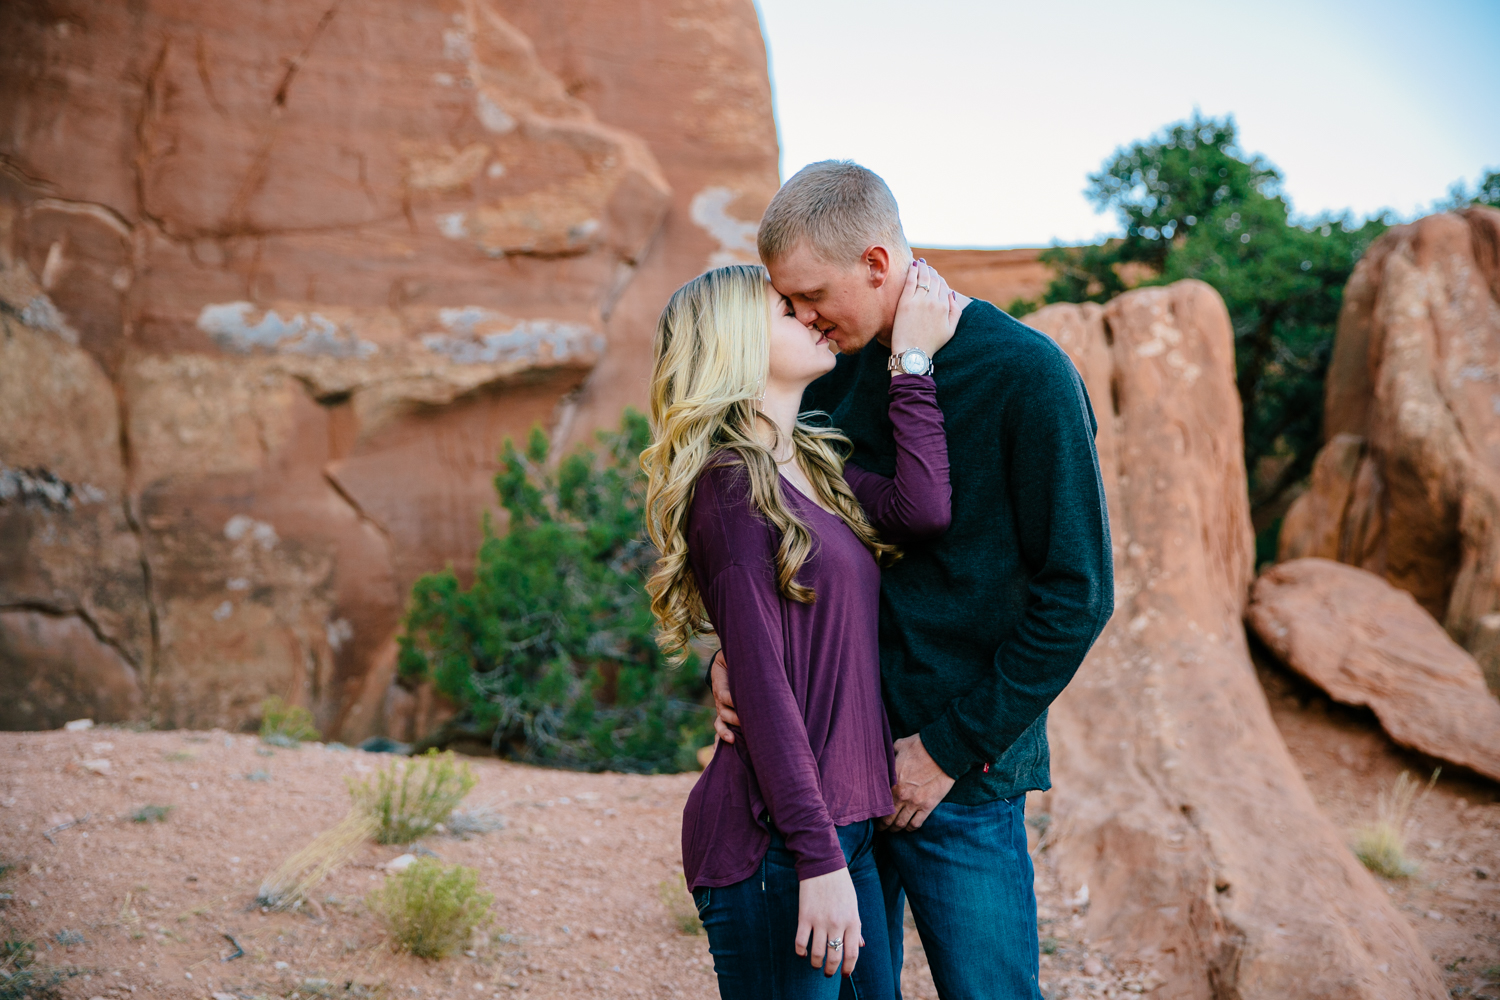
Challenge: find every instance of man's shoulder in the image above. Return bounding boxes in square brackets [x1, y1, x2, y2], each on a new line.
[951, 299, 1080, 385]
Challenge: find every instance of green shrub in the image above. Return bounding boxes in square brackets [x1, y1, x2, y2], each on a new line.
[0, 938, 77, 1000]
[349, 750, 476, 845]
[397, 412, 712, 773]
[260, 696, 320, 745]
[131, 804, 172, 823]
[368, 858, 493, 959]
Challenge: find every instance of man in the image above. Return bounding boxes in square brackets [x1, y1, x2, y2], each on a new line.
[710, 161, 1113, 998]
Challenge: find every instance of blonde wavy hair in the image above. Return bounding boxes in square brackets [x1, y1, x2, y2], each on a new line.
[642, 264, 897, 661]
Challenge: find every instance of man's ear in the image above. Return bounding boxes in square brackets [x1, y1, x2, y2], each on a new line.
[864, 245, 893, 288]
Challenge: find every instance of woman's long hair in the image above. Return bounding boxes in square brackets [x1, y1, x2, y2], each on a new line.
[642, 263, 897, 661]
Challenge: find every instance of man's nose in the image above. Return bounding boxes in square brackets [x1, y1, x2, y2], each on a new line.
[794, 303, 821, 327]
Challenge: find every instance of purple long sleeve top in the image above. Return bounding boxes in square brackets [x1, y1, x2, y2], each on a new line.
[680, 375, 951, 891]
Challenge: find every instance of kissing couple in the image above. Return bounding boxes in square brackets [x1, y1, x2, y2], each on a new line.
[642, 161, 1113, 999]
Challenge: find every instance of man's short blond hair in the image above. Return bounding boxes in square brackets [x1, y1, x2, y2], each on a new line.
[757, 161, 912, 266]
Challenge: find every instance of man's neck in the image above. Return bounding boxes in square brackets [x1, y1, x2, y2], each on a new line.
[873, 279, 902, 350]
[872, 291, 975, 351]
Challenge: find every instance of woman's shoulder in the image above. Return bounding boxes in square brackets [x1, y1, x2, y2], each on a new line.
[693, 451, 753, 510]
[687, 452, 775, 562]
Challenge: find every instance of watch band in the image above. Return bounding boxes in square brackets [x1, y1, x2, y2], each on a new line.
[888, 348, 935, 377]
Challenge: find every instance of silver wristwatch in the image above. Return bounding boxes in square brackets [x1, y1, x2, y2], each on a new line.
[888, 347, 935, 377]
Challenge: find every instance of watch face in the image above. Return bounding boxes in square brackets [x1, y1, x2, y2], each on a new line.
[901, 350, 927, 375]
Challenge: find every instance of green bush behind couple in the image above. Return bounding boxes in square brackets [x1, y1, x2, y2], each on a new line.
[396, 411, 713, 774]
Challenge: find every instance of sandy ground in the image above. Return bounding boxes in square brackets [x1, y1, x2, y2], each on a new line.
[0, 729, 1133, 1000]
[1256, 653, 1500, 999]
[1, 671, 1495, 1000]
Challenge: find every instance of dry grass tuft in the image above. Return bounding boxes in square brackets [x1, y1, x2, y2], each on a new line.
[1353, 769, 1438, 878]
[349, 750, 476, 845]
[368, 858, 493, 959]
[257, 809, 378, 910]
[658, 873, 702, 935]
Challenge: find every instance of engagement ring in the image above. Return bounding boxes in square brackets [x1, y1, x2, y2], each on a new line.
[828, 939, 843, 950]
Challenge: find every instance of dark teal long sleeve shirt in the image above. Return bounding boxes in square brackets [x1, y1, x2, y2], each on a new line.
[803, 299, 1114, 804]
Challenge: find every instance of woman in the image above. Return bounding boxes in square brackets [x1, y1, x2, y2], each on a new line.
[643, 259, 958, 998]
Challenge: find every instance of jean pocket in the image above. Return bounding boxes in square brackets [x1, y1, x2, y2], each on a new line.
[692, 888, 711, 916]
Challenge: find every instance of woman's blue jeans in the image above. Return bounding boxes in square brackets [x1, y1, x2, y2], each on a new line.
[693, 819, 895, 1000]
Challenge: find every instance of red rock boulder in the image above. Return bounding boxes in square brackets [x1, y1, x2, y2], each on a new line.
[1279, 208, 1500, 694]
[1029, 283, 1442, 998]
[1247, 558, 1500, 782]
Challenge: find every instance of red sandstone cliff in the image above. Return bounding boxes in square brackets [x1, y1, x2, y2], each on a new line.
[0, 0, 778, 738]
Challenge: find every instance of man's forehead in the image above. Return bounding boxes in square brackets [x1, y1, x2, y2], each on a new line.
[770, 273, 823, 298]
[768, 244, 850, 297]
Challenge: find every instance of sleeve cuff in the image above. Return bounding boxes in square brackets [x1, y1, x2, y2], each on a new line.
[889, 373, 936, 392]
[795, 856, 849, 882]
[920, 713, 979, 780]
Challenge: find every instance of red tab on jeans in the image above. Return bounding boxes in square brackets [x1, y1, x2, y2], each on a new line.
[983, 763, 990, 773]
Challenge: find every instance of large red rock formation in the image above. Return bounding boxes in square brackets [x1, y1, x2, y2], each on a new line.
[0, 261, 150, 729]
[1247, 558, 1500, 782]
[499, 0, 779, 449]
[1028, 283, 1442, 998]
[1279, 208, 1500, 693]
[0, 0, 777, 737]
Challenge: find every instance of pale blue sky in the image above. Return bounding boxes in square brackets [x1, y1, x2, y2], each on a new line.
[754, 0, 1500, 248]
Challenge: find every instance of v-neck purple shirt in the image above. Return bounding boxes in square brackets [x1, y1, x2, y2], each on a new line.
[681, 375, 951, 890]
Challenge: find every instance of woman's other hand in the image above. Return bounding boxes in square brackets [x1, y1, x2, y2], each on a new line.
[709, 649, 739, 743]
[891, 257, 962, 360]
[796, 867, 863, 978]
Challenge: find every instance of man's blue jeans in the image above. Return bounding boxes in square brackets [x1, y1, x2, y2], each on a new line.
[877, 793, 1041, 999]
[694, 819, 895, 1000]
